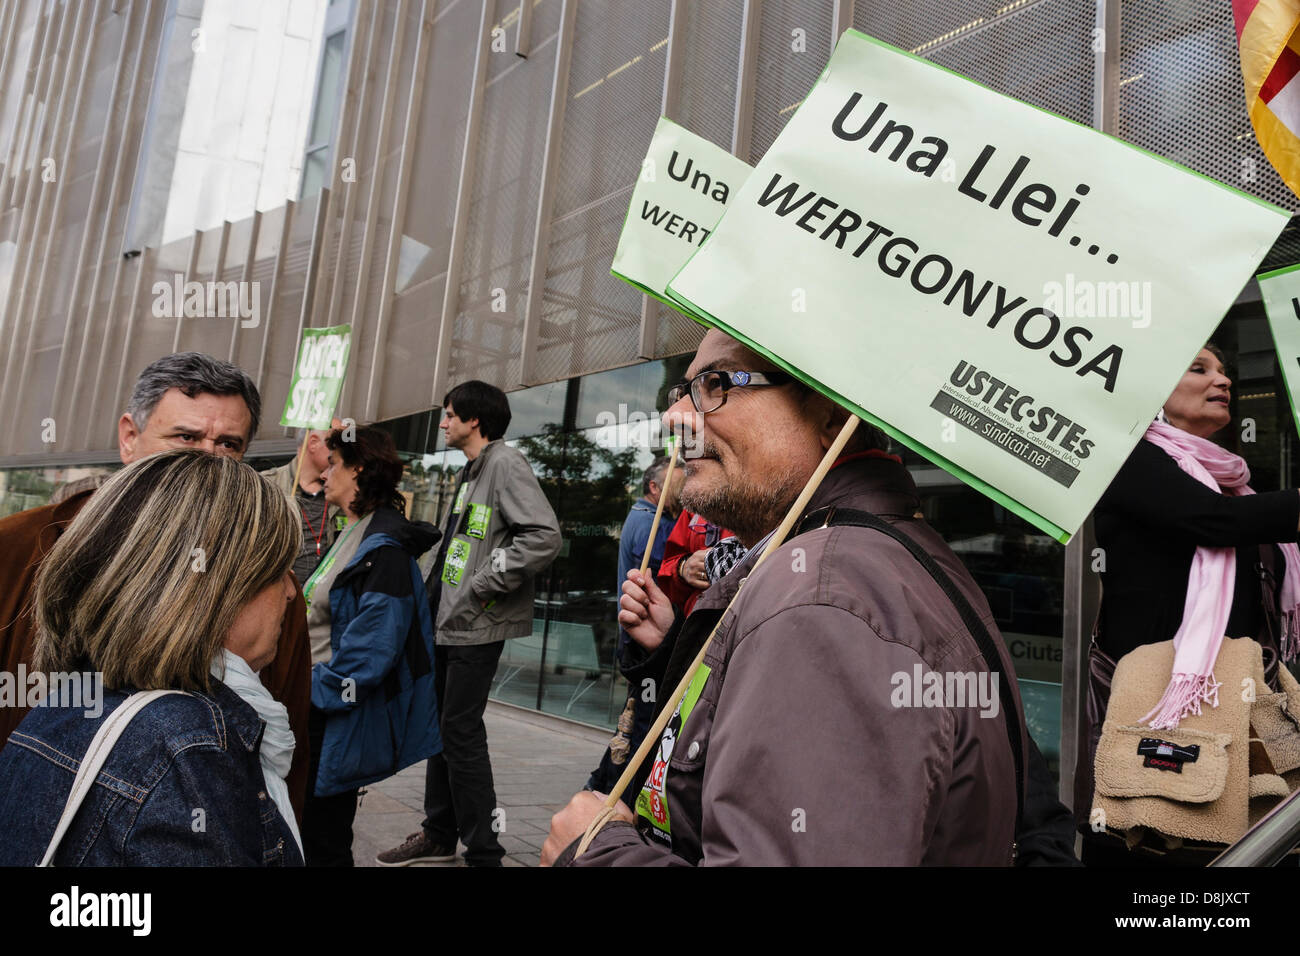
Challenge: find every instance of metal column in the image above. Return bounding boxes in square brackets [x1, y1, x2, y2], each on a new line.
[518, 0, 577, 388]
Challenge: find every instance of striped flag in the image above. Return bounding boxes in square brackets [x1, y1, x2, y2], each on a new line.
[1236, 0, 1300, 197]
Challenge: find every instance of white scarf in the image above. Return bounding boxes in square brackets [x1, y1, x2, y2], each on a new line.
[210, 648, 303, 856]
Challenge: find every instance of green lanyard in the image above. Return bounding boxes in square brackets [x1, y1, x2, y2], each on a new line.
[303, 519, 360, 607]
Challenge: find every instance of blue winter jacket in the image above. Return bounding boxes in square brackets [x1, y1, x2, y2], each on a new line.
[310, 506, 442, 797]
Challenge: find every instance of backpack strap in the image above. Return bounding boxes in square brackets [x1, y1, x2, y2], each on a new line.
[38, 689, 187, 867]
[796, 506, 1026, 843]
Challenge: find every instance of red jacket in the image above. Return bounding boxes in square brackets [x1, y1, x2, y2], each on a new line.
[656, 511, 735, 616]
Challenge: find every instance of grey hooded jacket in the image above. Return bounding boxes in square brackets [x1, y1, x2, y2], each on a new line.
[435, 439, 562, 645]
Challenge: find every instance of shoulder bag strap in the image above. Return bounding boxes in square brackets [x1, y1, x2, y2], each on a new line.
[796, 506, 1026, 837]
[38, 689, 186, 867]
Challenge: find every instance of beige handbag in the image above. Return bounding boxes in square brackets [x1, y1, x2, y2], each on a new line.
[1092, 637, 1300, 853]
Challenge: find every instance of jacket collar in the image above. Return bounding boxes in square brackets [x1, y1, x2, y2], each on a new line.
[200, 678, 264, 754]
[693, 455, 920, 613]
[464, 439, 503, 479]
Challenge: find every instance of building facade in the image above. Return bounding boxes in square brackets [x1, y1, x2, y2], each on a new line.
[0, 0, 1296, 807]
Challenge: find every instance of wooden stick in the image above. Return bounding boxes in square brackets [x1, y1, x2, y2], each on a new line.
[574, 414, 861, 858]
[639, 441, 679, 576]
[290, 433, 306, 497]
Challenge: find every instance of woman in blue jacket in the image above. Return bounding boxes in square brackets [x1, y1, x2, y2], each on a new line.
[301, 425, 442, 866]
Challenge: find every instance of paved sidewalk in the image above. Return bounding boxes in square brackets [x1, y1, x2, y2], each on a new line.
[352, 701, 611, 867]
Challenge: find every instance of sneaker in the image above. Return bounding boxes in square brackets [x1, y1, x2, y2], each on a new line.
[375, 831, 457, 866]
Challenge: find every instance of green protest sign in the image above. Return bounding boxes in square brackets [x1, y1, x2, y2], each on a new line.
[611, 117, 752, 313]
[1259, 263, 1300, 432]
[665, 30, 1289, 542]
[281, 324, 351, 428]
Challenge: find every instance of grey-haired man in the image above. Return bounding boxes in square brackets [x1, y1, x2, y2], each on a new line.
[0, 352, 314, 821]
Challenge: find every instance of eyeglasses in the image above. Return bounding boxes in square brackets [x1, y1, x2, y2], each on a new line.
[666, 368, 794, 414]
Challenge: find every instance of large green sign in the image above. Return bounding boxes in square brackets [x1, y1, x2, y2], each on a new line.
[663, 30, 1289, 542]
[281, 325, 351, 429]
[1259, 263, 1300, 433]
[611, 117, 751, 314]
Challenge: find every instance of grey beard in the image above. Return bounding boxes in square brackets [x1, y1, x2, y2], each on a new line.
[679, 471, 802, 546]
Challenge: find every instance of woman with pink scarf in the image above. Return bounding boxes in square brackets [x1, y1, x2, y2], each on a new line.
[1078, 344, 1300, 864]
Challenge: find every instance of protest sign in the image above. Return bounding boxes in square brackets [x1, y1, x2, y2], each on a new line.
[1259, 263, 1300, 433]
[281, 325, 351, 428]
[611, 117, 751, 313]
[665, 30, 1290, 542]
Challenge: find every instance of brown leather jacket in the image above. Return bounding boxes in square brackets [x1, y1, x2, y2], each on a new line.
[563, 455, 1026, 866]
[0, 489, 313, 823]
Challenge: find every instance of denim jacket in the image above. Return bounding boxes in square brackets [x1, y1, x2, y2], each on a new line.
[0, 677, 303, 866]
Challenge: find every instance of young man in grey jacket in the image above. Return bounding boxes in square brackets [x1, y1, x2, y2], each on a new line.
[378, 381, 561, 867]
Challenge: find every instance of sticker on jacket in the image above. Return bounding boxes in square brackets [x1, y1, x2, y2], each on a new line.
[442, 537, 472, 587]
[466, 503, 492, 539]
[453, 483, 469, 515]
[637, 662, 711, 849]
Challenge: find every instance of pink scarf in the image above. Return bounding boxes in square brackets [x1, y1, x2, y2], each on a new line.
[1139, 421, 1300, 730]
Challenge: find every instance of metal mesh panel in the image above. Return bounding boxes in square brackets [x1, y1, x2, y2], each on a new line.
[533, 0, 668, 383]
[654, 297, 704, 357]
[550, 0, 668, 218]
[0, 0, 40, 165]
[181, 217, 253, 362]
[86, 255, 147, 448]
[747, 0, 832, 164]
[253, 191, 320, 437]
[535, 192, 645, 382]
[32, 194, 85, 350]
[343, 150, 399, 416]
[448, 0, 561, 388]
[643, 0, 742, 361]
[922, 0, 1094, 125]
[398, 0, 477, 293]
[380, 273, 445, 418]
[854, 1, 1014, 53]
[357, 1, 417, 194]
[11, 348, 58, 455]
[1119, 0, 1298, 212]
[675, 0, 743, 149]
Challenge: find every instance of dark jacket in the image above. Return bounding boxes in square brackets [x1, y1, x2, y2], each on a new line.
[1095, 438, 1300, 665]
[0, 489, 314, 823]
[311, 506, 442, 797]
[1076, 437, 1300, 828]
[0, 680, 302, 866]
[562, 454, 1025, 866]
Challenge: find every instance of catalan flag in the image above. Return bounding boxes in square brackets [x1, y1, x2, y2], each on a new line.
[1236, 0, 1300, 197]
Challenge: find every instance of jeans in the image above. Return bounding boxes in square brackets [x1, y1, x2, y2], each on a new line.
[303, 705, 359, 867]
[422, 640, 506, 866]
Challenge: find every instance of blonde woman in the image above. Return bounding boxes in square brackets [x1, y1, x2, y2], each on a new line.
[0, 450, 304, 865]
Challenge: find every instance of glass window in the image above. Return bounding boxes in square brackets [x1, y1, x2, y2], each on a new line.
[125, 0, 336, 248]
[300, 27, 347, 200]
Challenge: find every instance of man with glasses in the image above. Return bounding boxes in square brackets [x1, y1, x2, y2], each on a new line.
[541, 328, 1025, 866]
